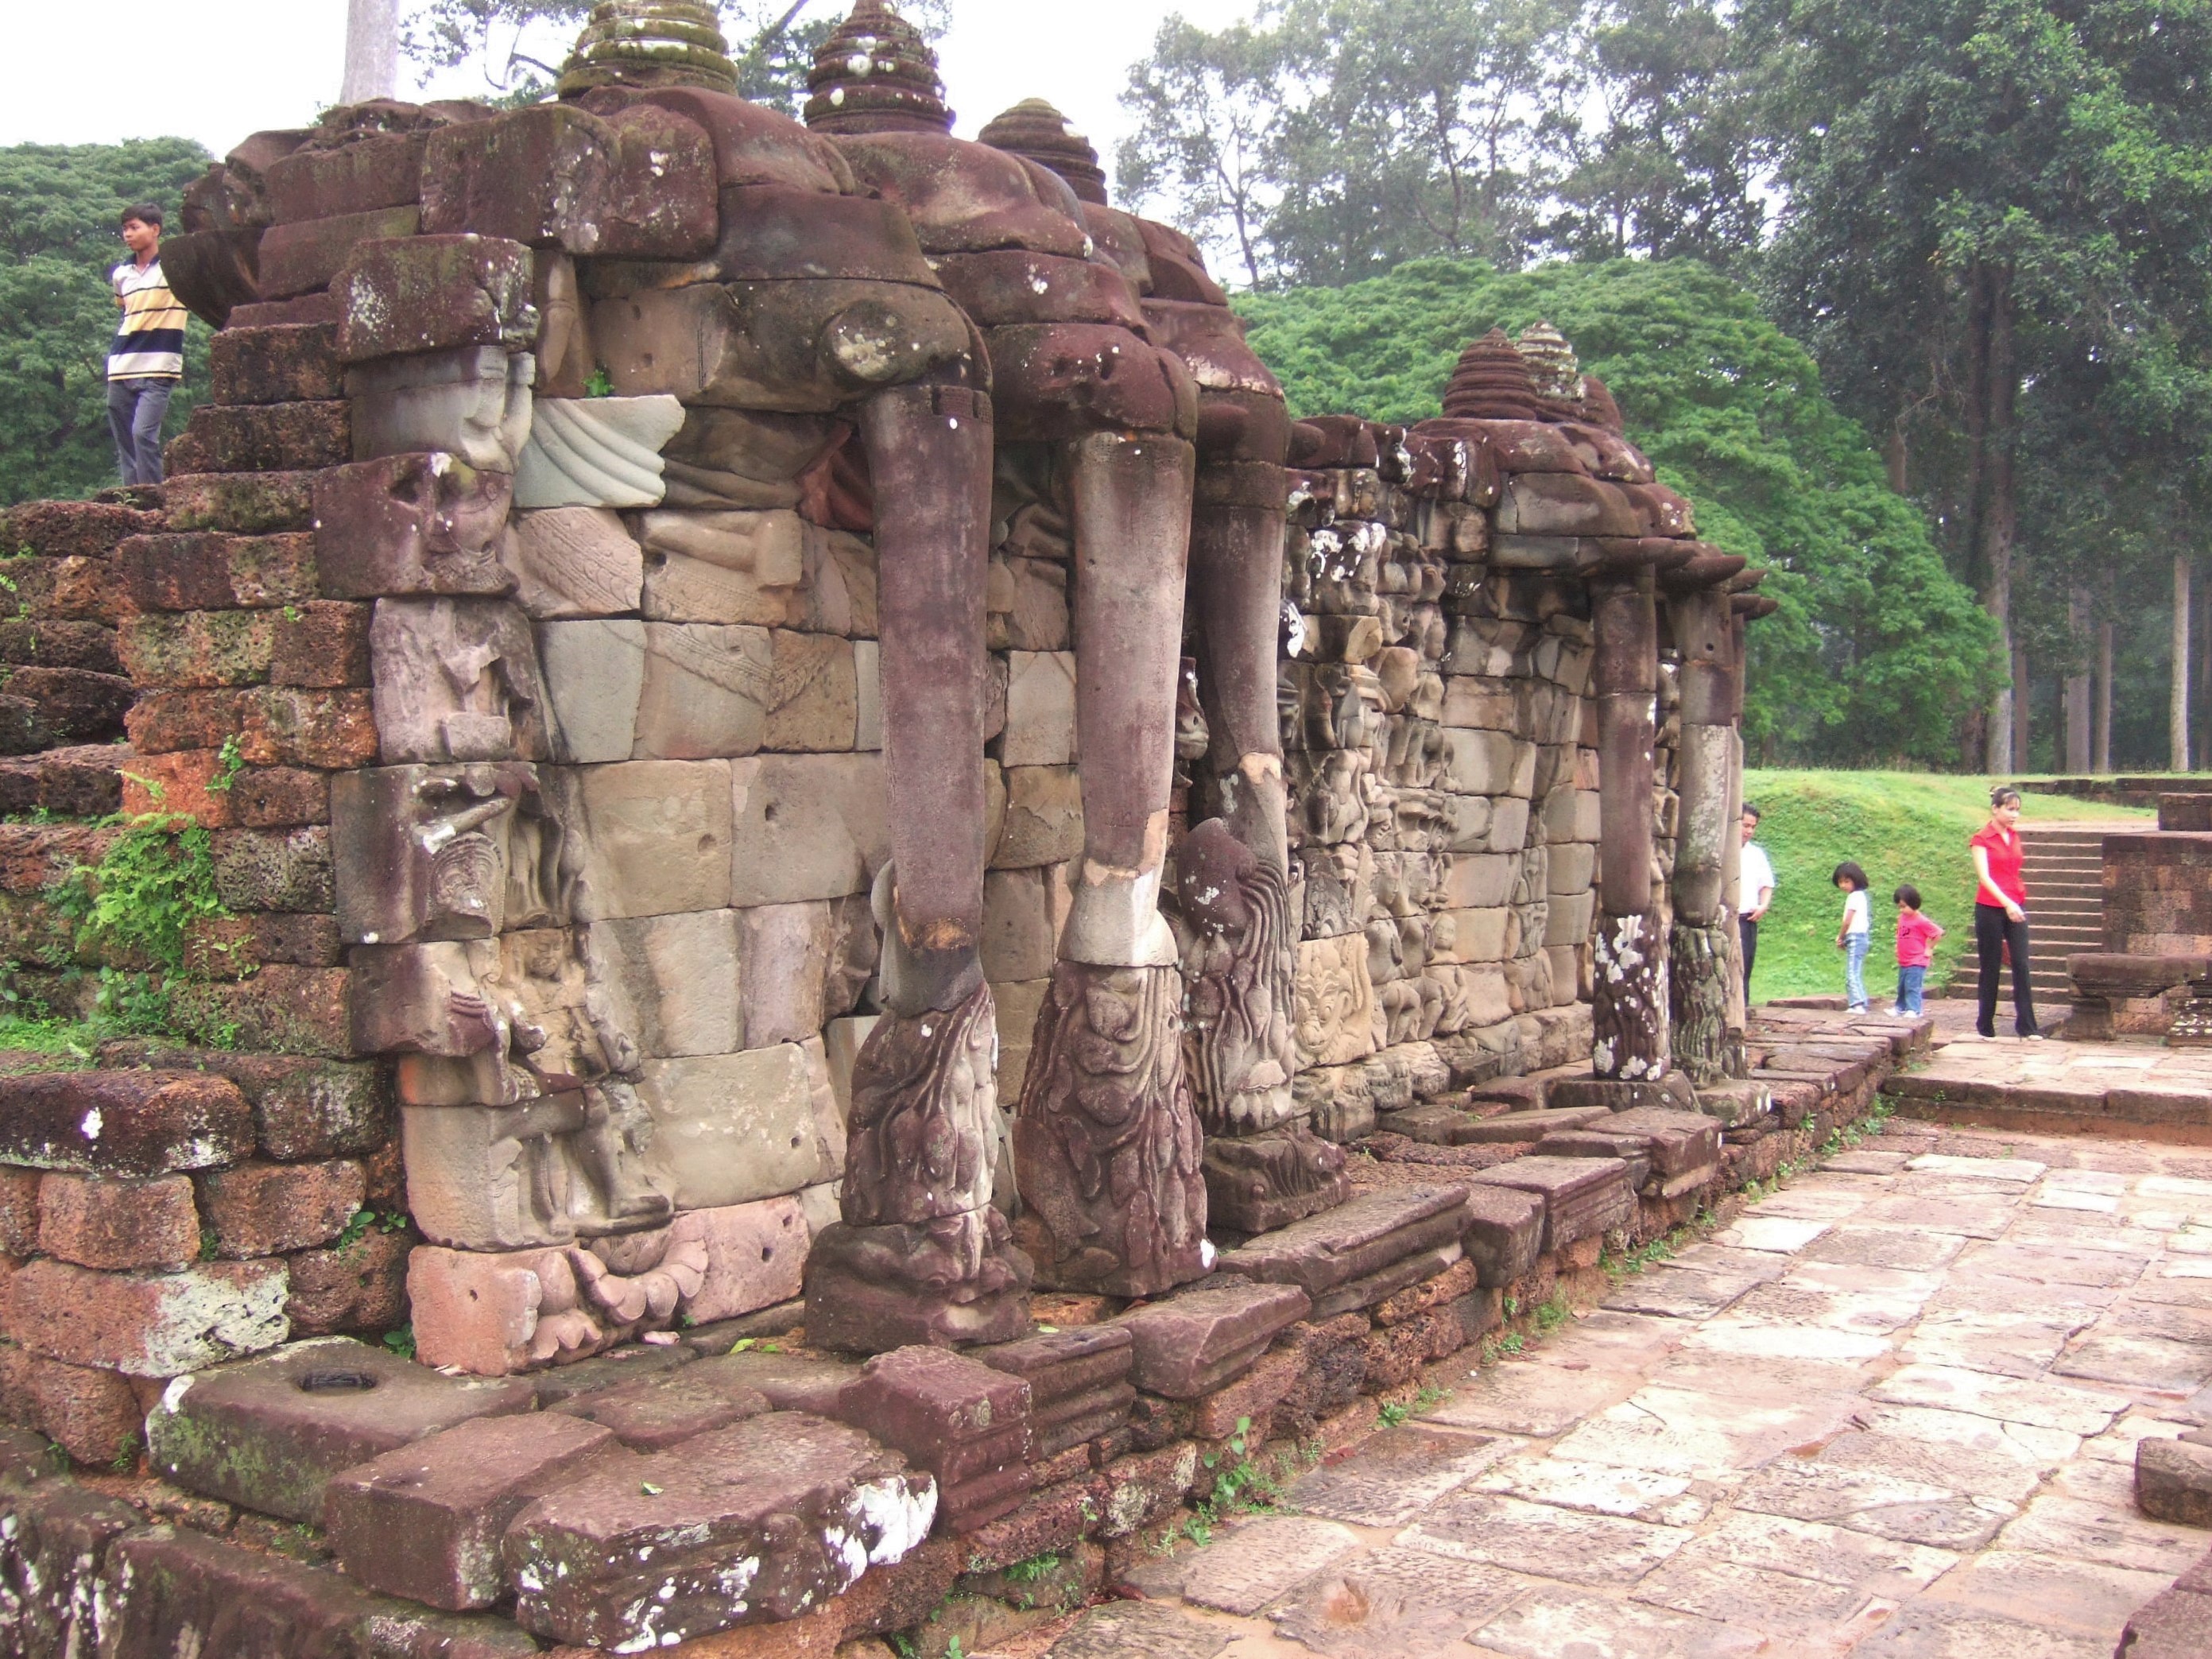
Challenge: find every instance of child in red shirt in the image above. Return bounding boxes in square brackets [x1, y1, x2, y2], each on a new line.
[1890, 883, 1944, 1016]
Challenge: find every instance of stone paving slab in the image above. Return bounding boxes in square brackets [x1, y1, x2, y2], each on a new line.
[1080, 1118, 2212, 1657]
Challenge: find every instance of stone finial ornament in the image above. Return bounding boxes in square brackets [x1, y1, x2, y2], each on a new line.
[556, 0, 740, 98]
[1517, 320, 1584, 407]
[1440, 328, 1550, 422]
[978, 99, 1110, 205]
[804, 1, 953, 134]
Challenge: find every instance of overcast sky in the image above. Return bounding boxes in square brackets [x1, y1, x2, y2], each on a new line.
[3, 0, 1254, 171]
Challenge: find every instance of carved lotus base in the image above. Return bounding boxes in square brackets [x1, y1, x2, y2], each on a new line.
[1202, 1125, 1353, 1235]
[802, 1218, 1033, 1353]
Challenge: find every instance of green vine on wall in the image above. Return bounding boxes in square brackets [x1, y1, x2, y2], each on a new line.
[39, 803, 245, 1048]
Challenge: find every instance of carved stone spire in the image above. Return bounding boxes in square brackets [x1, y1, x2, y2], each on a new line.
[803, 1, 952, 135]
[1440, 328, 1549, 421]
[979, 99, 1110, 205]
[1517, 320, 1584, 409]
[1580, 373, 1626, 432]
[557, 0, 739, 98]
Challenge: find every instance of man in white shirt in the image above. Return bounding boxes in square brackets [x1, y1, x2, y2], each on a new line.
[1739, 805, 1776, 993]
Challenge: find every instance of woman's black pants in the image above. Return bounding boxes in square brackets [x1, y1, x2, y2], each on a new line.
[1975, 902, 2039, 1037]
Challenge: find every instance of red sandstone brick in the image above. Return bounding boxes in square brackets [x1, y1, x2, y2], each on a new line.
[163, 401, 351, 476]
[326, 1411, 618, 1610]
[126, 688, 247, 754]
[1190, 1343, 1305, 1441]
[199, 1157, 364, 1258]
[169, 967, 354, 1060]
[3, 500, 159, 561]
[241, 687, 378, 767]
[21, 1350, 144, 1466]
[37, 1173, 200, 1270]
[207, 323, 345, 405]
[0, 1168, 38, 1254]
[269, 603, 372, 688]
[163, 472, 318, 537]
[7, 1256, 287, 1374]
[285, 1227, 410, 1335]
[0, 1068, 254, 1177]
[119, 610, 275, 689]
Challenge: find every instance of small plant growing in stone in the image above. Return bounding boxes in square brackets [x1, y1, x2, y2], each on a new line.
[382, 1326, 416, 1360]
[206, 736, 246, 794]
[1375, 1400, 1412, 1428]
[584, 365, 616, 397]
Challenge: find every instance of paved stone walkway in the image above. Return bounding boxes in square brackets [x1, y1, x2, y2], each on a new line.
[1886, 1033, 2212, 1134]
[1034, 1119, 2212, 1657]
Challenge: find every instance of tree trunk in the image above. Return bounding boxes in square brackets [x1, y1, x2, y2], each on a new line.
[2065, 587, 2093, 771]
[2197, 576, 2212, 772]
[2096, 619, 2115, 773]
[1887, 417, 1909, 495]
[2177, 554, 2195, 773]
[1967, 265, 2020, 775]
[2011, 644, 2031, 773]
[343, 0, 401, 104]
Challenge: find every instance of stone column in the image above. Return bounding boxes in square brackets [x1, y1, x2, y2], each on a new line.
[1182, 424, 1348, 1233]
[1014, 432, 1213, 1297]
[1591, 560, 1668, 1081]
[1665, 554, 1747, 1084]
[803, 382, 1032, 1351]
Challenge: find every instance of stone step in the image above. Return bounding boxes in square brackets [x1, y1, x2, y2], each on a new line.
[0, 743, 128, 820]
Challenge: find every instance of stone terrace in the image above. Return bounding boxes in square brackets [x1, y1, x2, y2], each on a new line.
[1033, 1118, 2212, 1658]
[1886, 1038, 2212, 1145]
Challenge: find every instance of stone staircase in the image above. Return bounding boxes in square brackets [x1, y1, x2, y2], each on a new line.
[2019, 823, 2111, 1006]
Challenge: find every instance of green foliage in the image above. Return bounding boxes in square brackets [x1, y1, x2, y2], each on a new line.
[382, 1325, 417, 1360]
[1118, 0, 1765, 285]
[334, 1208, 409, 1251]
[1240, 256, 2002, 762]
[1740, 768, 2148, 1001]
[1375, 1399, 1412, 1428]
[42, 810, 240, 1047]
[0, 139, 213, 506]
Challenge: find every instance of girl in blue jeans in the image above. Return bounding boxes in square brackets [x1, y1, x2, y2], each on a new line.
[1834, 861, 1872, 1011]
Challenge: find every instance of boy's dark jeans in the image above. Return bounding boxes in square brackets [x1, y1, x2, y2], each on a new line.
[1974, 902, 2039, 1037]
[1895, 964, 1927, 1015]
[108, 378, 173, 486]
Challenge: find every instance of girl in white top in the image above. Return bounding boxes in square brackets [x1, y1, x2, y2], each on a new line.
[1833, 860, 1872, 1012]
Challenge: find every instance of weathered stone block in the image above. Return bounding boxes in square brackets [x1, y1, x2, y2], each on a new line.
[1001, 651, 1078, 768]
[285, 1227, 411, 1337]
[199, 1158, 366, 1258]
[637, 508, 808, 626]
[165, 400, 351, 475]
[514, 395, 685, 510]
[17, 1350, 149, 1465]
[1214, 1186, 1470, 1296]
[740, 901, 834, 1049]
[315, 453, 517, 603]
[682, 1196, 812, 1324]
[0, 1474, 140, 1653]
[2137, 1436, 2212, 1526]
[994, 766, 1083, 869]
[9, 1257, 287, 1375]
[0, 1069, 254, 1176]
[593, 909, 744, 1057]
[0, 1167, 37, 1254]
[4, 498, 158, 559]
[1121, 1281, 1311, 1399]
[1459, 1183, 1545, 1286]
[333, 234, 537, 363]
[120, 610, 275, 689]
[118, 531, 320, 612]
[727, 752, 887, 905]
[266, 130, 429, 223]
[370, 597, 551, 763]
[1467, 1154, 1635, 1252]
[506, 507, 644, 617]
[502, 1413, 936, 1649]
[97, 1522, 545, 1657]
[36, 1171, 200, 1271]
[327, 1411, 618, 1611]
[557, 758, 734, 917]
[146, 1335, 534, 1522]
[637, 1042, 835, 1211]
[422, 101, 719, 258]
[257, 204, 423, 300]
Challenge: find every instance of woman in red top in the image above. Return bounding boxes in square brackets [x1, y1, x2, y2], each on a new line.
[1970, 785, 2042, 1040]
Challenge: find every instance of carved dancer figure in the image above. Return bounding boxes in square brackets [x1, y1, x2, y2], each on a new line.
[981, 100, 1347, 1233]
[799, 10, 1210, 1293]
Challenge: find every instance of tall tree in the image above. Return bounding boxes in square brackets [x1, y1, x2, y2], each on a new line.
[1751, 0, 2212, 771]
[345, 0, 403, 103]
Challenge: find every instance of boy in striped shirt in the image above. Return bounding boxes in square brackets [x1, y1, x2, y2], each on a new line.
[108, 204, 186, 486]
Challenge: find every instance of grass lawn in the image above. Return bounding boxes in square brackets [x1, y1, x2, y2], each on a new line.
[1739, 772, 2152, 1004]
